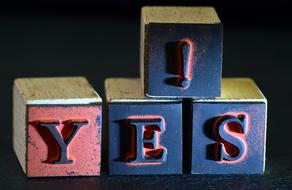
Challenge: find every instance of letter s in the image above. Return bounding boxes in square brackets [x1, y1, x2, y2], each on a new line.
[217, 114, 248, 163]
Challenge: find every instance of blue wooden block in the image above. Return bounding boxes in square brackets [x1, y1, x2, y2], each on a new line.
[191, 78, 267, 174]
[105, 78, 183, 175]
[141, 7, 222, 98]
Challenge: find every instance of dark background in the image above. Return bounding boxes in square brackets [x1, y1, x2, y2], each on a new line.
[0, 1, 291, 189]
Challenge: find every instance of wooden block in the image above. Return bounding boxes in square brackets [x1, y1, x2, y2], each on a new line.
[141, 6, 222, 98]
[105, 78, 183, 175]
[13, 77, 102, 177]
[191, 78, 267, 174]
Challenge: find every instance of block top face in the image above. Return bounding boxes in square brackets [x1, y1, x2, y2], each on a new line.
[14, 77, 101, 105]
[105, 78, 181, 103]
[194, 78, 267, 103]
[142, 6, 221, 25]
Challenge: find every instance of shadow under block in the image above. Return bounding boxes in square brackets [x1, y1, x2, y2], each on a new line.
[105, 78, 183, 175]
[140, 6, 222, 98]
[13, 77, 102, 177]
[191, 78, 267, 174]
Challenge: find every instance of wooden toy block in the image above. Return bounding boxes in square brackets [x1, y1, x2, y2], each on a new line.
[105, 78, 183, 175]
[140, 6, 222, 98]
[13, 77, 102, 177]
[191, 78, 267, 174]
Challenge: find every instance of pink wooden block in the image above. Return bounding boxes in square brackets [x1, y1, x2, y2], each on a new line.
[13, 77, 102, 177]
[27, 106, 101, 177]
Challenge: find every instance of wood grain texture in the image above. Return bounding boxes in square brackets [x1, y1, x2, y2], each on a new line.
[13, 84, 27, 174]
[194, 78, 267, 102]
[105, 78, 181, 102]
[14, 77, 101, 105]
[142, 6, 221, 24]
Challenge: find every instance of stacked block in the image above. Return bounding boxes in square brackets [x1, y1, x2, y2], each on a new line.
[191, 78, 267, 174]
[12, 6, 267, 177]
[104, 6, 267, 175]
[105, 78, 183, 175]
[140, 7, 222, 97]
[13, 77, 102, 177]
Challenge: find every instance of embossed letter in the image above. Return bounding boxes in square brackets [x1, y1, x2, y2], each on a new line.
[127, 116, 167, 164]
[217, 114, 248, 163]
[39, 120, 88, 164]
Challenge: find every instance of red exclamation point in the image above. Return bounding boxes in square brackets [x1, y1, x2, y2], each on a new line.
[178, 38, 195, 89]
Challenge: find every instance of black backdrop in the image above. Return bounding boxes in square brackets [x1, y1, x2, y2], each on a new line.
[0, 1, 292, 189]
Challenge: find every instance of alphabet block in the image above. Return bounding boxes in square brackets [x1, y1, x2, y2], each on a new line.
[105, 78, 183, 175]
[13, 77, 102, 177]
[141, 6, 222, 98]
[191, 78, 267, 174]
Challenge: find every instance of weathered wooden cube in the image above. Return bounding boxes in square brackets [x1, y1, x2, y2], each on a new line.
[13, 77, 102, 177]
[105, 78, 183, 175]
[191, 78, 267, 174]
[141, 6, 222, 98]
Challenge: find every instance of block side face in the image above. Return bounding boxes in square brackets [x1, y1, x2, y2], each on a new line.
[14, 77, 102, 104]
[27, 105, 102, 177]
[105, 78, 145, 101]
[142, 6, 220, 24]
[140, 14, 146, 93]
[108, 102, 183, 175]
[194, 78, 267, 102]
[146, 23, 222, 97]
[105, 78, 182, 103]
[13, 84, 27, 174]
[143, 24, 150, 95]
[191, 102, 266, 174]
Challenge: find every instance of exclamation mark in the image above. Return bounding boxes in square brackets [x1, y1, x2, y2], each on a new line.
[179, 38, 195, 89]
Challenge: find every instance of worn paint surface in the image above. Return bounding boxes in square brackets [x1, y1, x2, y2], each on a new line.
[27, 105, 102, 177]
[191, 102, 266, 174]
[145, 23, 222, 97]
[108, 102, 182, 175]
